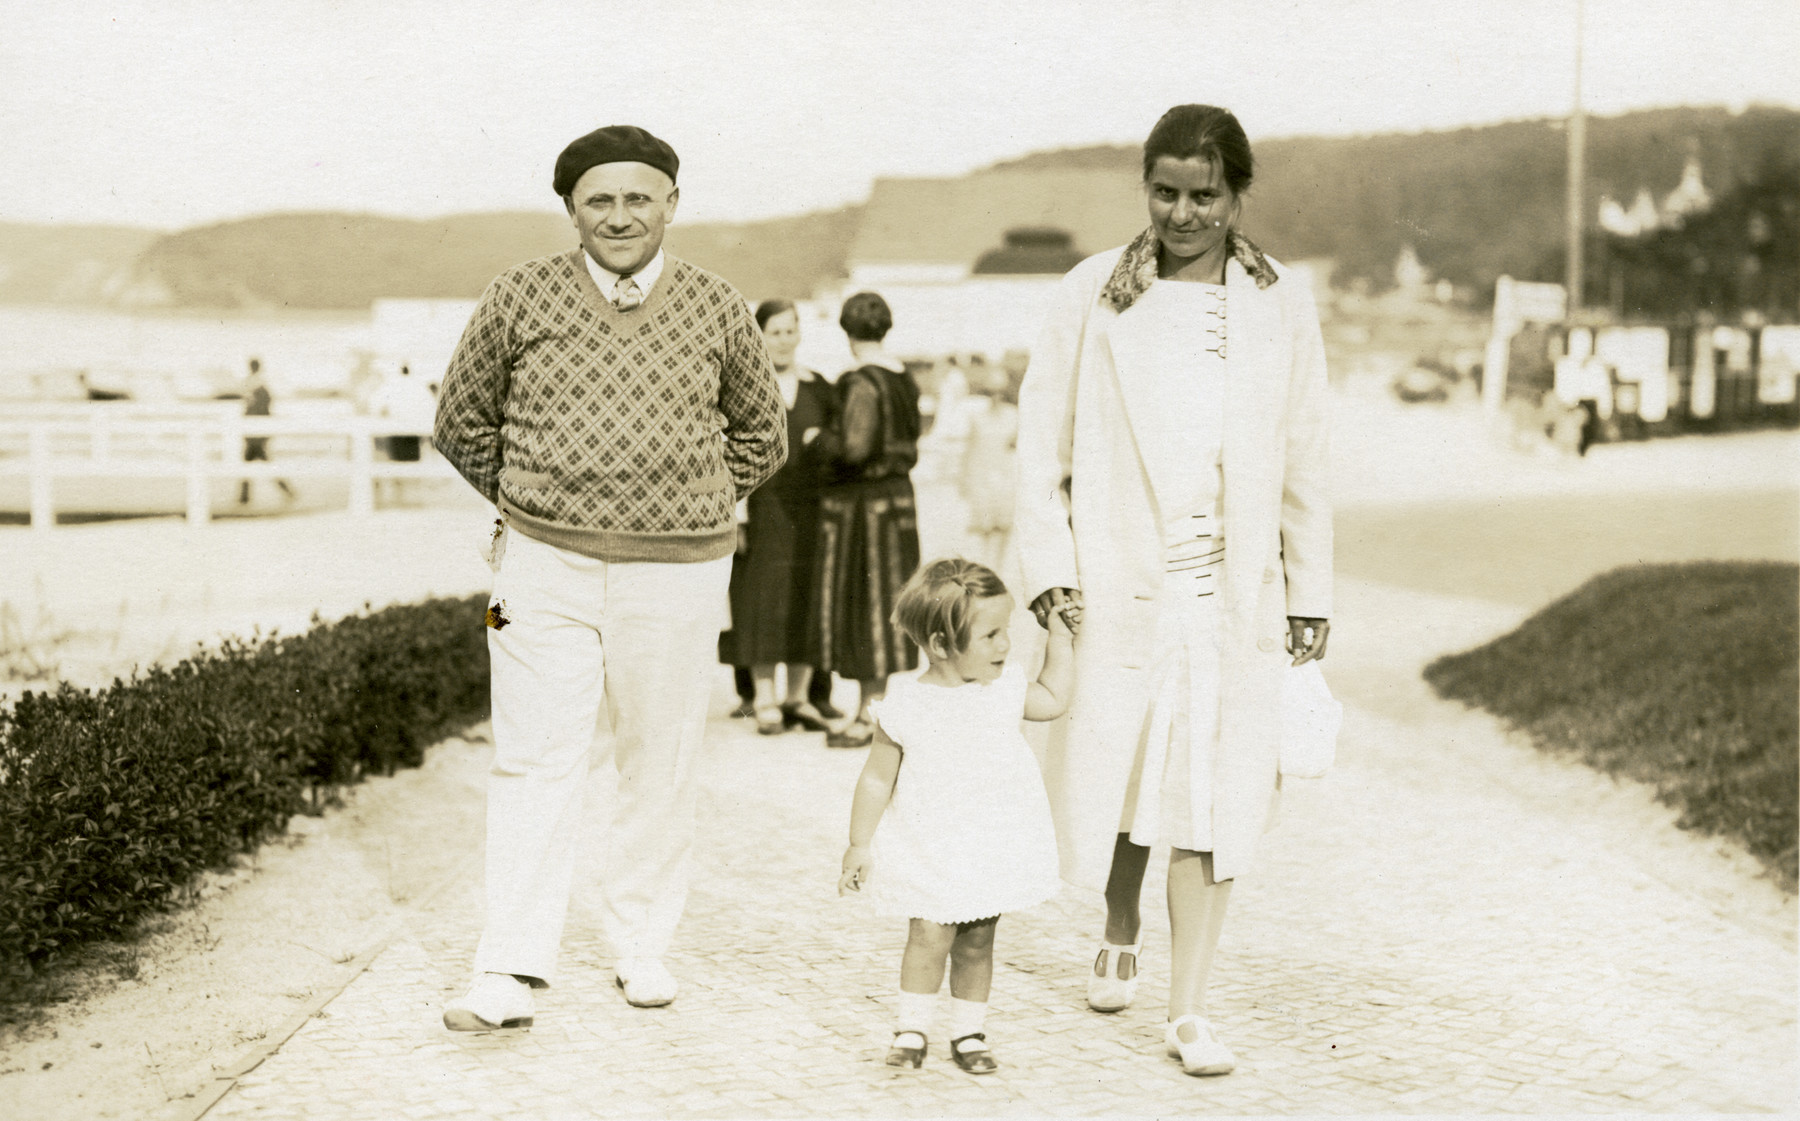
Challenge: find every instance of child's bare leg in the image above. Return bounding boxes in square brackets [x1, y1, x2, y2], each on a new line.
[893, 919, 957, 1052]
[899, 918, 956, 994]
[948, 918, 1000, 1067]
[948, 917, 997, 1002]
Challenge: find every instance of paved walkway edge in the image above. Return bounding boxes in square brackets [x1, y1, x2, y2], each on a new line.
[167, 847, 483, 1121]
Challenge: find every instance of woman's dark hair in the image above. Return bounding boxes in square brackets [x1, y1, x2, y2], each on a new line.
[1142, 104, 1254, 195]
[838, 291, 893, 343]
[754, 298, 797, 331]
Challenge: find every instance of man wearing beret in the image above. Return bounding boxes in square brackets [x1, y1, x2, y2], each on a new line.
[435, 125, 786, 1030]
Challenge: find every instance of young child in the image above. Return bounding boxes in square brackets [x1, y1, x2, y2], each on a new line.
[838, 557, 1078, 1074]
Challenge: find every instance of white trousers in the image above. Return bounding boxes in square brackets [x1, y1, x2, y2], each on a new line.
[472, 528, 730, 984]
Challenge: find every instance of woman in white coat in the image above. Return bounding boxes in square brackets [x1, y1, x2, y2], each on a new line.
[1013, 104, 1332, 1076]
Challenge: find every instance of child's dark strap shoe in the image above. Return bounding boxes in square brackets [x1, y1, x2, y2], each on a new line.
[885, 1030, 927, 1069]
[950, 1032, 998, 1074]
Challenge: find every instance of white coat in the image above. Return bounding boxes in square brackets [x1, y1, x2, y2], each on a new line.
[1014, 245, 1333, 890]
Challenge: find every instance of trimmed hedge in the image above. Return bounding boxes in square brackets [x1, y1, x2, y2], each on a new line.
[1425, 562, 1798, 891]
[0, 595, 490, 975]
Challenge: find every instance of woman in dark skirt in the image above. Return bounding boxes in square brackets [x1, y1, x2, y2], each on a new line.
[812, 291, 923, 747]
[720, 299, 840, 734]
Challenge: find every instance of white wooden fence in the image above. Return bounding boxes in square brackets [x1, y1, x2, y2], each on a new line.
[0, 407, 455, 530]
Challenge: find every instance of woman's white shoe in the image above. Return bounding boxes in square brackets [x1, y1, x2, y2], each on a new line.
[1165, 1013, 1235, 1076]
[1086, 941, 1141, 1012]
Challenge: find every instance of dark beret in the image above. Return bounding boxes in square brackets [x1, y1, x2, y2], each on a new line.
[553, 125, 679, 197]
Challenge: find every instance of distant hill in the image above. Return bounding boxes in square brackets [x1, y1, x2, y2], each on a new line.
[0, 222, 162, 304]
[994, 105, 1800, 293]
[118, 212, 572, 309]
[104, 205, 862, 310]
[3, 105, 1793, 309]
[666, 205, 862, 301]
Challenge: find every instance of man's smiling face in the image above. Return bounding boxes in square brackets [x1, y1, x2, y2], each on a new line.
[566, 161, 678, 276]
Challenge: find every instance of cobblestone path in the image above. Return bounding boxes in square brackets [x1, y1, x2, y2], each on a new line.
[200, 569, 1796, 1118]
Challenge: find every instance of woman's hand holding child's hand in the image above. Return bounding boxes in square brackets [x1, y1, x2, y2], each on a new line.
[839, 845, 871, 895]
[1030, 587, 1083, 635]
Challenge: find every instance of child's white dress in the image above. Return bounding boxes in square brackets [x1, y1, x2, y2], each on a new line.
[866, 664, 1061, 924]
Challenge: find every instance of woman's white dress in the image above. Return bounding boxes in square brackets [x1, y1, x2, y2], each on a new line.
[866, 665, 1061, 924]
[1109, 280, 1230, 853]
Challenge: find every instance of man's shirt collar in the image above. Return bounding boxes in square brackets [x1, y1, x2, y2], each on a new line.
[584, 247, 665, 303]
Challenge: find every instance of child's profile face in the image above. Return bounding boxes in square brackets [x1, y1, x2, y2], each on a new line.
[940, 594, 1014, 684]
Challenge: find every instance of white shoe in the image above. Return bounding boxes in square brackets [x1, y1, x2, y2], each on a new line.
[443, 972, 534, 1031]
[1087, 940, 1141, 1012]
[615, 957, 678, 1007]
[1165, 1014, 1236, 1076]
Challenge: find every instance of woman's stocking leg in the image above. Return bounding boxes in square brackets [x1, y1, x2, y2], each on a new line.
[1166, 848, 1233, 1026]
[1104, 832, 1150, 945]
[856, 675, 888, 727]
[783, 664, 814, 707]
[750, 664, 779, 712]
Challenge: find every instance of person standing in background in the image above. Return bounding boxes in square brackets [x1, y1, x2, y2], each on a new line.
[719, 299, 841, 735]
[238, 357, 294, 506]
[812, 291, 923, 748]
[366, 363, 438, 505]
[958, 364, 1020, 572]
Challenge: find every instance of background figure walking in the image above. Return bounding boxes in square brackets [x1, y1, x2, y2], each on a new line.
[718, 299, 840, 735]
[958, 366, 1019, 572]
[366, 363, 438, 506]
[238, 357, 294, 506]
[812, 291, 923, 748]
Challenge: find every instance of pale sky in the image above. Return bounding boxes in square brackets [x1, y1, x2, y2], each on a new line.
[2, 0, 1795, 230]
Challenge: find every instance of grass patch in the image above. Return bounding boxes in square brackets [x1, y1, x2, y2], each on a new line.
[1424, 561, 1798, 892]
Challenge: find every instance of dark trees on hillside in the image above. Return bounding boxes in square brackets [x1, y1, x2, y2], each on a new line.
[1587, 167, 1800, 319]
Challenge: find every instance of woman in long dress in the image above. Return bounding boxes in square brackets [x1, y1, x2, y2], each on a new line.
[718, 300, 839, 734]
[812, 291, 923, 748]
[1013, 104, 1333, 1076]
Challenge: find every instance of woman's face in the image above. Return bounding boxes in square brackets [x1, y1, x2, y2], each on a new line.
[1146, 155, 1238, 264]
[761, 309, 800, 368]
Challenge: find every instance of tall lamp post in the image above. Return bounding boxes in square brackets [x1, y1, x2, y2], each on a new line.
[1566, 0, 1586, 314]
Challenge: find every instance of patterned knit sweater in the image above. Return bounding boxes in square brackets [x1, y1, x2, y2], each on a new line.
[434, 249, 786, 563]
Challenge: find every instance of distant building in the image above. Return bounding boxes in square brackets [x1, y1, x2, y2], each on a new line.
[1661, 146, 1712, 227]
[1394, 243, 1432, 295]
[821, 167, 1138, 357]
[842, 167, 1144, 289]
[1599, 187, 1663, 237]
[973, 228, 1085, 276]
[371, 298, 478, 389]
[1597, 143, 1714, 239]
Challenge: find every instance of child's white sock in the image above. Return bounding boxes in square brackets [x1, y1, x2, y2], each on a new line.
[949, 997, 989, 1049]
[896, 989, 936, 1041]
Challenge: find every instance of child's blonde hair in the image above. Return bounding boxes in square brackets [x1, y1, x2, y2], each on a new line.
[892, 557, 1009, 657]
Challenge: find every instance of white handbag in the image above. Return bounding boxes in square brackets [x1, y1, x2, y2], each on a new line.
[1279, 660, 1342, 779]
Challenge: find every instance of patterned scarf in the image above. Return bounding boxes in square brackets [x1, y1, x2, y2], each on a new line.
[1099, 226, 1279, 314]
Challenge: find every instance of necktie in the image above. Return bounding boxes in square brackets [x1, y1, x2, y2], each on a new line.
[612, 274, 642, 312]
